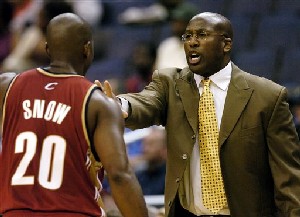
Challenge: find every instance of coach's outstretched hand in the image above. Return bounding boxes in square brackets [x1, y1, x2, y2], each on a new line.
[95, 80, 128, 118]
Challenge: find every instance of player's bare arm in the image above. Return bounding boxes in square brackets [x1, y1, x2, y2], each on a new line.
[87, 89, 148, 217]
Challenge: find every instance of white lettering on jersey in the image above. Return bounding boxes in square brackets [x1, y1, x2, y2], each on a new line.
[44, 101, 56, 121]
[33, 99, 45, 118]
[22, 99, 71, 124]
[52, 103, 71, 124]
[23, 100, 32, 119]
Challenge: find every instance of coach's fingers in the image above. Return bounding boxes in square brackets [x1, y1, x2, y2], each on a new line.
[95, 79, 127, 118]
[122, 110, 128, 119]
[103, 80, 115, 98]
[96, 80, 127, 118]
[94, 80, 104, 91]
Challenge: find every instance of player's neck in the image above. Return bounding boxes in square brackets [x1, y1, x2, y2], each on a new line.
[44, 64, 77, 75]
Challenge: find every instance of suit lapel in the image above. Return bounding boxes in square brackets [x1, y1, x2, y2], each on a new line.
[219, 64, 253, 147]
[175, 68, 199, 134]
[175, 65, 253, 144]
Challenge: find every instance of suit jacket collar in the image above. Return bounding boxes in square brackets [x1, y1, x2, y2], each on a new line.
[175, 63, 253, 147]
[219, 63, 253, 146]
[175, 67, 199, 134]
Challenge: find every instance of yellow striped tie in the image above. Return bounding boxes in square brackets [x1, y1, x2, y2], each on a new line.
[199, 78, 227, 213]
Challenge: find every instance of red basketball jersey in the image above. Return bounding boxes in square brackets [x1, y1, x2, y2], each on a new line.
[0, 68, 105, 217]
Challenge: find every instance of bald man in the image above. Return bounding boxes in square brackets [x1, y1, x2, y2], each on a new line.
[0, 13, 148, 217]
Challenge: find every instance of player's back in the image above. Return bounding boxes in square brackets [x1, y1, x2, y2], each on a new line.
[0, 68, 104, 217]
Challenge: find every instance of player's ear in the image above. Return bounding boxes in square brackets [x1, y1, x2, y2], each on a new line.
[45, 42, 50, 58]
[83, 41, 91, 58]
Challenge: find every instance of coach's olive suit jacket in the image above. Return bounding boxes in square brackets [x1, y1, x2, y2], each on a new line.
[120, 63, 300, 217]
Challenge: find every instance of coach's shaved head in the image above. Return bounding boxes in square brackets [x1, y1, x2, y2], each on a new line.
[45, 13, 94, 75]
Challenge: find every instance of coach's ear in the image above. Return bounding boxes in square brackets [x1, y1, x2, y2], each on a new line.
[223, 37, 232, 53]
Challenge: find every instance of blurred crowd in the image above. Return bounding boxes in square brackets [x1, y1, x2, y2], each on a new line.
[0, 0, 103, 72]
[1, 0, 300, 216]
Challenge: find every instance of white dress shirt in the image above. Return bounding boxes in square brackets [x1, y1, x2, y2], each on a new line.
[180, 62, 232, 215]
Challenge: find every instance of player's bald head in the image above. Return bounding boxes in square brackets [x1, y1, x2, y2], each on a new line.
[45, 13, 94, 74]
[46, 13, 92, 57]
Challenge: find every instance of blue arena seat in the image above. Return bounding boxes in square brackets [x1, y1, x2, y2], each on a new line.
[274, 0, 300, 16]
[104, 25, 155, 60]
[225, 0, 273, 17]
[229, 15, 253, 55]
[192, 0, 227, 14]
[253, 15, 300, 50]
[86, 57, 126, 82]
[233, 48, 277, 81]
[278, 48, 300, 86]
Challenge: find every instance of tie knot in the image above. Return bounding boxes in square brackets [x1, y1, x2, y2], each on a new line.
[202, 78, 211, 88]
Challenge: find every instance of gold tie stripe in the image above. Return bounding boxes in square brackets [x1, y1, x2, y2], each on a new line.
[199, 78, 227, 213]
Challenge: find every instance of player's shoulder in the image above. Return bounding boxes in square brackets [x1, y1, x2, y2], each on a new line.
[90, 88, 116, 108]
[72, 75, 96, 88]
[88, 89, 123, 123]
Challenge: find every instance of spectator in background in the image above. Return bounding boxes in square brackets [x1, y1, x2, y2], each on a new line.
[8, 0, 42, 47]
[68, 0, 104, 28]
[119, 0, 191, 25]
[1, 0, 73, 73]
[155, 2, 196, 69]
[101, 126, 167, 217]
[124, 41, 157, 93]
[135, 126, 167, 196]
[0, 0, 13, 66]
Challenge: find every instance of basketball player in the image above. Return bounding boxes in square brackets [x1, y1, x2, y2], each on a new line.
[0, 13, 148, 217]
